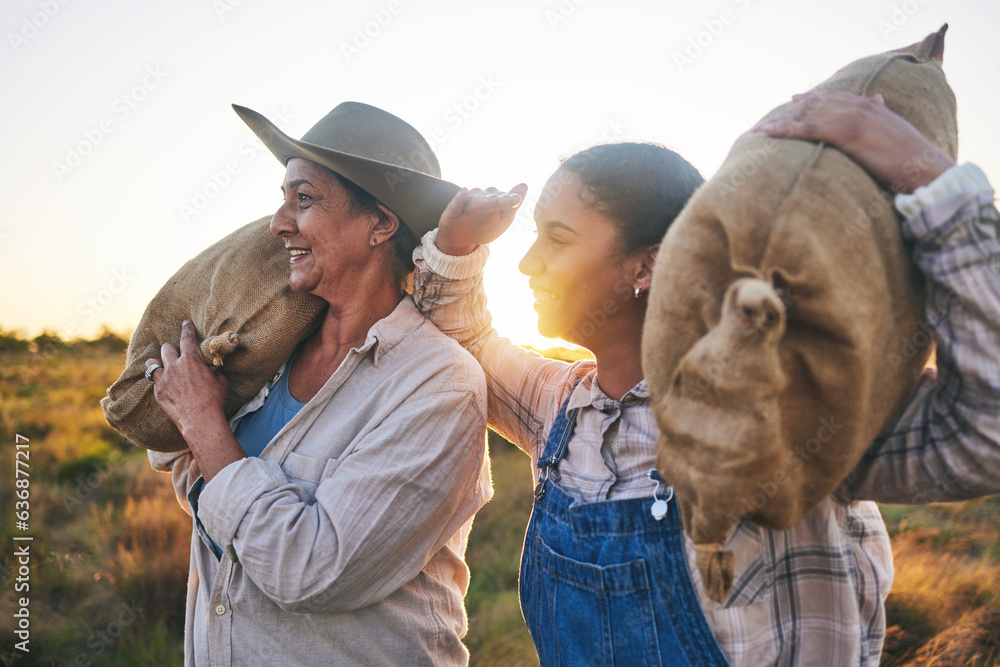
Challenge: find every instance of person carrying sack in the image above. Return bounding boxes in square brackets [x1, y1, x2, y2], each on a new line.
[412, 91, 1000, 664]
[145, 102, 492, 666]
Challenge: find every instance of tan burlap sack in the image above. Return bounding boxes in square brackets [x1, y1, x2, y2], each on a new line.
[101, 216, 326, 452]
[642, 27, 955, 602]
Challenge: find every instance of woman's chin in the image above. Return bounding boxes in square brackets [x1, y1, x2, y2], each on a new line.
[288, 278, 319, 294]
[535, 316, 568, 342]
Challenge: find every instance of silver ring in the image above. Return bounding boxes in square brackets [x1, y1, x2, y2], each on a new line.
[145, 364, 162, 382]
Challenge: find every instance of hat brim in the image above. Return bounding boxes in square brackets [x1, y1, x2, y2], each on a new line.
[233, 104, 460, 238]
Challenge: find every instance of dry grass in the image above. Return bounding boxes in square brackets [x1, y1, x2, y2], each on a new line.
[1, 332, 998, 666]
[464, 434, 537, 666]
[1, 336, 188, 666]
[881, 500, 1000, 666]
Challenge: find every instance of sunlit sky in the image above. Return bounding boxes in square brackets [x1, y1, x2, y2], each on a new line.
[2, 0, 998, 350]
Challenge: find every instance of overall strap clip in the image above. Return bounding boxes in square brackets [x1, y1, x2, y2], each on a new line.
[647, 469, 674, 521]
[534, 467, 549, 500]
[534, 379, 585, 503]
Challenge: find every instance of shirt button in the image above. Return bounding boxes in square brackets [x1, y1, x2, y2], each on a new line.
[215, 604, 226, 616]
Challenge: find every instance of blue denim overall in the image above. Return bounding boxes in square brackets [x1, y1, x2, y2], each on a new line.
[519, 391, 729, 666]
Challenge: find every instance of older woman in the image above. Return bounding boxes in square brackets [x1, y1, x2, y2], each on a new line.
[145, 102, 494, 666]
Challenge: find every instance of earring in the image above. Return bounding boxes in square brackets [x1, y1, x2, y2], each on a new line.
[370, 239, 376, 247]
[634, 286, 642, 299]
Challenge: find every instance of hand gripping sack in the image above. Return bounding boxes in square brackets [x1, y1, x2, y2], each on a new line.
[641, 27, 954, 602]
[101, 216, 326, 452]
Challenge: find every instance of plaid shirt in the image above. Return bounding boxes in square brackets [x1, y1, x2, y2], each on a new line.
[412, 163, 1000, 666]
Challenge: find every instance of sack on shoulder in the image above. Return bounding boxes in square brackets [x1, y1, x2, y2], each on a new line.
[101, 216, 326, 452]
[643, 27, 953, 602]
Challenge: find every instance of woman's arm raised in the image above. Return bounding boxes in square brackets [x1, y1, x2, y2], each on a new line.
[413, 184, 592, 458]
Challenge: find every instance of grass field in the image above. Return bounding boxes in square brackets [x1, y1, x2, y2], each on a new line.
[1, 333, 998, 665]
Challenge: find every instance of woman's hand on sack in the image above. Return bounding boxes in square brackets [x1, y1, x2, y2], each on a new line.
[752, 91, 955, 194]
[435, 183, 529, 256]
[145, 320, 229, 437]
[146, 321, 244, 480]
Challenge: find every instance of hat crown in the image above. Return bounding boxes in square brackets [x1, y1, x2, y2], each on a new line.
[234, 101, 460, 237]
[300, 102, 441, 178]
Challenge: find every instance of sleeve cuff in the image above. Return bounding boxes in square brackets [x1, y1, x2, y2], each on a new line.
[894, 163, 995, 219]
[197, 457, 286, 551]
[186, 477, 224, 559]
[147, 448, 188, 472]
[420, 229, 489, 280]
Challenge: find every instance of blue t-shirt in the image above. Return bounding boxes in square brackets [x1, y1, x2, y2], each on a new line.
[233, 344, 307, 457]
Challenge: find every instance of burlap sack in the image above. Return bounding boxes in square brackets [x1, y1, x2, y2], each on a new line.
[642, 27, 955, 602]
[101, 216, 326, 452]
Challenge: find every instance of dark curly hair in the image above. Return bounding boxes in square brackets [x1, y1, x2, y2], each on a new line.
[558, 143, 704, 255]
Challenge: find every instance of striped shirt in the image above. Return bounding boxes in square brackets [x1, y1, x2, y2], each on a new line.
[412, 163, 1000, 666]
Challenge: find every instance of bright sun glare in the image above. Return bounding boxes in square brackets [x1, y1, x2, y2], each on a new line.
[0, 2, 997, 348]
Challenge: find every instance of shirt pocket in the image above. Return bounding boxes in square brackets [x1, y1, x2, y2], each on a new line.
[281, 451, 341, 497]
[694, 522, 782, 664]
[706, 520, 775, 608]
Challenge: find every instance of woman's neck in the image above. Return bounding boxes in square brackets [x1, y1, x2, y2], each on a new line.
[319, 282, 402, 352]
[587, 317, 645, 401]
[289, 282, 401, 403]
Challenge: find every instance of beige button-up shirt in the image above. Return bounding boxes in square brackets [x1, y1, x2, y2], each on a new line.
[149, 297, 492, 666]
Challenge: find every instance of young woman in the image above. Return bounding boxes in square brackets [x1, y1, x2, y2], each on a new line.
[412, 92, 1000, 665]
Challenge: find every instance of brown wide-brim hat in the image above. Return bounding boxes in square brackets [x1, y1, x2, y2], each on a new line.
[233, 102, 461, 237]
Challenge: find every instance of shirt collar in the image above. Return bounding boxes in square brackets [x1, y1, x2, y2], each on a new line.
[365, 295, 426, 366]
[566, 371, 650, 413]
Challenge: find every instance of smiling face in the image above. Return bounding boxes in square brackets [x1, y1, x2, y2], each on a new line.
[269, 158, 373, 301]
[519, 168, 639, 347]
